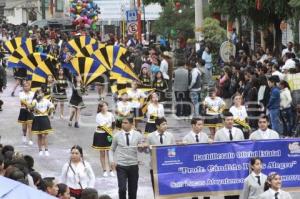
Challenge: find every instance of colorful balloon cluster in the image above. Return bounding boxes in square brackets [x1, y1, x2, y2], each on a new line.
[69, 0, 100, 30]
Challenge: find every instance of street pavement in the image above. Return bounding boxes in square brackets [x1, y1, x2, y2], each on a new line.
[0, 71, 299, 199]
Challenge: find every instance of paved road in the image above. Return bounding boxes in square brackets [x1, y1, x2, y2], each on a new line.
[0, 71, 299, 199]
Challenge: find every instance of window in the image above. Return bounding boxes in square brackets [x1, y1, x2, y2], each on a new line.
[56, 0, 64, 12]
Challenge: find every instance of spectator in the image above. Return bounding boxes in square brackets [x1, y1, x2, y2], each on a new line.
[279, 80, 293, 137]
[41, 177, 59, 197]
[202, 46, 213, 84]
[80, 188, 98, 199]
[57, 183, 71, 199]
[188, 59, 202, 116]
[267, 76, 283, 135]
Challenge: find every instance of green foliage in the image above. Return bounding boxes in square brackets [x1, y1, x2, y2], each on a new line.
[202, 17, 227, 52]
[152, 2, 195, 39]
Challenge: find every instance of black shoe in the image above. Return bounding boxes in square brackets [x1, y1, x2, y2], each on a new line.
[68, 121, 72, 127]
[11, 92, 15, 97]
[0, 107, 2, 111]
[74, 122, 79, 128]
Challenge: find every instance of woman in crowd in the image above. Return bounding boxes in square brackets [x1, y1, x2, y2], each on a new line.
[152, 71, 168, 102]
[240, 157, 267, 199]
[145, 92, 165, 134]
[115, 92, 132, 129]
[139, 66, 152, 88]
[53, 67, 68, 119]
[203, 87, 225, 139]
[60, 145, 95, 199]
[57, 183, 71, 199]
[69, 76, 86, 128]
[258, 172, 292, 199]
[218, 66, 233, 109]
[31, 88, 54, 156]
[18, 82, 35, 145]
[92, 102, 116, 177]
[279, 80, 293, 137]
[229, 94, 250, 138]
[127, 81, 146, 128]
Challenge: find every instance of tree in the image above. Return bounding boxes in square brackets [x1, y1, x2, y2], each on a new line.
[209, 0, 294, 54]
[152, 2, 195, 40]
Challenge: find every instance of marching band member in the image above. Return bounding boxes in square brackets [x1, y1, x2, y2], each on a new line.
[229, 94, 250, 138]
[11, 68, 27, 97]
[240, 157, 267, 199]
[152, 71, 168, 102]
[69, 76, 86, 128]
[203, 87, 226, 139]
[31, 88, 54, 156]
[127, 81, 146, 128]
[139, 66, 152, 88]
[92, 101, 116, 177]
[116, 92, 132, 129]
[18, 82, 35, 145]
[41, 74, 55, 102]
[145, 92, 165, 134]
[53, 67, 68, 119]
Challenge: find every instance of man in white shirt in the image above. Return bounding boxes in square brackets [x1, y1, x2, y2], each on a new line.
[249, 115, 279, 140]
[214, 111, 245, 142]
[214, 111, 243, 199]
[146, 117, 176, 193]
[182, 117, 210, 199]
[183, 118, 210, 144]
[281, 42, 295, 58]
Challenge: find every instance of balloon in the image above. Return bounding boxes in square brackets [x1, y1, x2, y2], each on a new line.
[87, 19, 93, 24]
[92, 23, 97, 30]
[84, 24, 90, 28]
[76, 6, 82, 12]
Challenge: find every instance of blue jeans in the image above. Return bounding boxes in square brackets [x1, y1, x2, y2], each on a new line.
[280, 107, 294, 136]
[269, 109, 283, 135]
[190, 91, 201, 117]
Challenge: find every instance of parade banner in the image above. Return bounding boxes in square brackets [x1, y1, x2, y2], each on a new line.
[152, 139, 300, 198]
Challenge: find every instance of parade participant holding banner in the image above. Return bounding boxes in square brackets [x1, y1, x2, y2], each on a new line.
[214, 111, 244, 142]
[31, 88, 54, 156]
[214, 111, 244, 199]
[240, 157, 267, 199]
[183, 117, 210, 144]
[110, 117, 145, 199]
[146, 117, 175, 192]
[258, 172, 292, 199]
[182, 117, 210, 199]
[92, 102, 116, 177]
[249, 115, 279, 140]
[18, 82, 35, 145]
[145, 92, 165, 134]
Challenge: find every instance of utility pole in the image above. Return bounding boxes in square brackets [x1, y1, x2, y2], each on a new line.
[137, 0, 142, 42]
[41, 0, 46, 19]
[195, 0, 204, 43]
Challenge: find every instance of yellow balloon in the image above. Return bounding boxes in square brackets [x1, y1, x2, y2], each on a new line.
[76, 6, 82, 11]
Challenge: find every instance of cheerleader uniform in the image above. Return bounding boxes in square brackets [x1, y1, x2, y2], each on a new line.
[92, 112, 115, 150]
[128, 88, 146, 119]
[18, 91, 35, 124]
[53, 77, 68, 102]
[145, 102, 165, 134]
[69, 85, 86, 109]
[152, 79, 168, 102]
[41, 83, 54, 101]
[139, 75, 152, 88]
[31, 98, 54, 134]
[229, 105, 250, 138]
[203, 96, 225, 128]
[115, 101, 132, 129]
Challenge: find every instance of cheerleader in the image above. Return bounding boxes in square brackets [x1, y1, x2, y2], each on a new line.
[92, 102, 116, 177]
[152, 71, 168, 102]
[18, 82, 35, 145]
[127, 81, 146, 128]
[145, 92, 165, 134]
[41, 74, 55, 101]
[115, 93, 132, 129]
[240, 157, 267, 199]
[229, 94, 250, 139]
[203, 87, 225, 139]
[69, 76, 86, 128]
[31, 89, 54, 156]
[53, 68, 68, 119]
[11, 68, 27, 97]
[139, 66, 152, 88]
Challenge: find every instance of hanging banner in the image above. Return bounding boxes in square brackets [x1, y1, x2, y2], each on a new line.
[152, 139, 300, 198]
